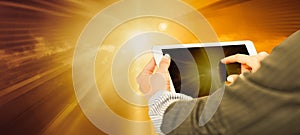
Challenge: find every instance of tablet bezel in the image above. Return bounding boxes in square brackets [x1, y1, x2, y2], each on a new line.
[152, 40, 257, 93]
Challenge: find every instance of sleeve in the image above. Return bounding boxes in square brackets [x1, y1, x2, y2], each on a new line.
[148, 90, 193, 135]
[148, 30, 300, 135]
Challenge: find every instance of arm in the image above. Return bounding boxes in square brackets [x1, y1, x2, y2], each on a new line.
[136, 55, 231, 134]
[137, 30, 300, 134]
[136, 54, 195, 134]
[162, 30, 300, 133]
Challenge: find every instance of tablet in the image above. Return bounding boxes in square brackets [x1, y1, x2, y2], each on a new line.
[152, 41, 257, 97]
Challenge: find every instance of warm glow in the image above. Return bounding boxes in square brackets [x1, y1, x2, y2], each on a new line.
[159, 22, 168, 31]
[1, 0, 299, 134]
[95, 17, 199, 121]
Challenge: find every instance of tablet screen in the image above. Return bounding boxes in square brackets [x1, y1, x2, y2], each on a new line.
[162, 45, 249, 97]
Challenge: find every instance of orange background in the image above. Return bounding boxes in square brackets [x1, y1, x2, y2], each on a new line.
[0, 0, 300, 134]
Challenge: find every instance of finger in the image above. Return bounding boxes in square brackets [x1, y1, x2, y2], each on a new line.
[157, 54, 171, 73]
[227, 74, 239, 83]
[142, 57, 156, 75]
[222, 54, 260, 71]
[221, 54, 250, 64]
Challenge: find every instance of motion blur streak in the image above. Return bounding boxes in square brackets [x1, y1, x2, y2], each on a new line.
[0, 0, 299, 135]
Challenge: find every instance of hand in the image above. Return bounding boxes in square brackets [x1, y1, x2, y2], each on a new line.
[221, 52, 269, 83]
[136, 54, 171, 100]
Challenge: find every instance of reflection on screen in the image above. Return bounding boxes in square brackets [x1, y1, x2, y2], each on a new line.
[162, 45, 249, 97]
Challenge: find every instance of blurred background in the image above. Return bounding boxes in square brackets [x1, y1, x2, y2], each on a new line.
[0, 0, 300, 134]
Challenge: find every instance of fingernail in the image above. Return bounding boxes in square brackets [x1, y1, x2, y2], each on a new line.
[227, 76, 234, 82]
[164, 54, 171, 59]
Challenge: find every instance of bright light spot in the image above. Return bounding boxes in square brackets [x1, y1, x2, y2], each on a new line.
[159, 22, 168, 31]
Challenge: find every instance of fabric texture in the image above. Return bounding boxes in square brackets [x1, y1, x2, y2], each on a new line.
[148, 90, 193, 134]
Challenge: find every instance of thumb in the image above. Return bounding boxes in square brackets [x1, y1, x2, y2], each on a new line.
[157, 54, 171, 73]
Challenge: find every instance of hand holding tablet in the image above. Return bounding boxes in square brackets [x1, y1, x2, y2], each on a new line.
[221, 52, 269, 82]
[136, 55, 172, 100]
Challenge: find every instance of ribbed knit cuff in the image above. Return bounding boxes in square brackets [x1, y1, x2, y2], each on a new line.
[148, 90, 193, 134]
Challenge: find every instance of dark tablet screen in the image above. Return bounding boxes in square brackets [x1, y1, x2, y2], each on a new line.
[162, 45, 249, 97]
